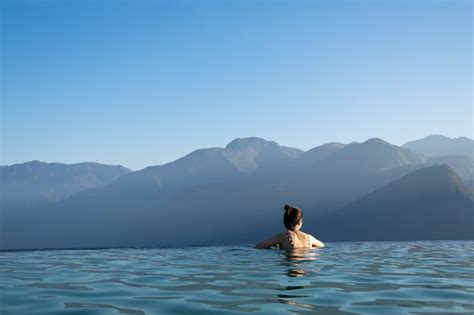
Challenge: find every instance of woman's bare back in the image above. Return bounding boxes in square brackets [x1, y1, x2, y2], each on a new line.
[255, 230, 324, 250]
[280, 230, 311, 250]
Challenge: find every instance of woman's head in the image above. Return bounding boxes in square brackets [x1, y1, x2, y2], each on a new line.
[283, 204, 303, 231]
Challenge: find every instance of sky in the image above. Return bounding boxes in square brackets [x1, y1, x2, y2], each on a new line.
[1, 0, 472, 170]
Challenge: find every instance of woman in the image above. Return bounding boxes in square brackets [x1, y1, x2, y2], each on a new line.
[255, 204, 325, 250]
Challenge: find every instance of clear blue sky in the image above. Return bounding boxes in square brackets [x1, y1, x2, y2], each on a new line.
[1, 0, 472, 170]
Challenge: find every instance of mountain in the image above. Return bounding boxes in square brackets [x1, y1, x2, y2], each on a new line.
[315, 165, 474, 241]
[403, 135, 474, 157]
[104, 147, 244, 197]
[140, 139, 432, 245]
[317, 138, 426, 173]
[0, 161, 131, 206]
[224, 137, 303, 173]
[427, 155, 474, 182]
[0, 138, 431, 250]
[3, 136, 473, 250]
[91, 137, 303, 198]
[465, 180, 474, 195]
[260, 138, 428, 211]
[295, 142, 347, 167]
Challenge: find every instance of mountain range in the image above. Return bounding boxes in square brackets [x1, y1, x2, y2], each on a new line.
[0, 161, 131, 206]
[403, 134, 473, 157]
[1, 135, 473, 250]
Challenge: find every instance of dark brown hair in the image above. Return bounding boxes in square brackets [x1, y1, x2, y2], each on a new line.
[283, 204, 303, 230]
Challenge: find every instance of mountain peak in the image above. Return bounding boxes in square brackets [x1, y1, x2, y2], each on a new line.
[318, 163, 474, 241]
[376, 164, 466, 197]
[324, 138, 426, 172]
[5, 160, 45, 168]
[363, 138, 391, 145]
[225, 137, 274, 150]
[325, 142, 346, 148]
[0, 161, 131, 206]
[422, 134, 451, 140]
[296, 142, 347, 166]
[224, 137, 303, 173]
[403, 135, 474, 157]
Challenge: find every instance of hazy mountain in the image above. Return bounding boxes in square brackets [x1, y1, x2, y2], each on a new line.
[141, 139, 432, 245]
[104, 147, 244, 197]
[0, 161, 131, 206]
[318, 138, 426, 173]
[1, 138, 433, 250]
[315, 165, 474, 241]
[427, 155, 474, 182]
[295, 142, 347, 167]
[403, 135, 474, 157]
[91, 137, 303, 198]
[3, 136, 473, 251]
[465, 180, 474, 193]
[224, 137, 304, 173]
[261, 138, 428, 211]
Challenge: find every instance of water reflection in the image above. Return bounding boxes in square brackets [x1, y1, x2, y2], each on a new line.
[277, 296, 315, 310]
[285, 248, 319, 278]
[287, 269, 305, 277]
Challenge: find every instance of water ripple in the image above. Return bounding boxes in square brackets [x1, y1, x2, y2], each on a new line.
[0, 241, 473, 314]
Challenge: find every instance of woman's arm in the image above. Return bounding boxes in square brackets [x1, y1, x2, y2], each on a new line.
[255, 234, 281, 249]
[310, 235, 325, 248]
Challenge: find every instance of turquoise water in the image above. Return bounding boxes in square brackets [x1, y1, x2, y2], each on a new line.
[1, 241, 473, 314]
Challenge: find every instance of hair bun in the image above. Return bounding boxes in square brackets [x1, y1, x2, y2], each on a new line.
[284, 204, 290, 211]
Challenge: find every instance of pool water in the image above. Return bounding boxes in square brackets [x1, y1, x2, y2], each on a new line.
[1, 241, 473, 314]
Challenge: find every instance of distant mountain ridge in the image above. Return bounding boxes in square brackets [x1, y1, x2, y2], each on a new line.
[427, 155, 474, 182]
[225, 137, 303, 173]
[312, 138, 426, 173]
[403, 135, 474, 157]
[1, 135, 473, 250]
[97, 137, 304, 198]
[0, 161, 131, 206]
[295, 142, 347, 167]
[316, 164, 474, 241]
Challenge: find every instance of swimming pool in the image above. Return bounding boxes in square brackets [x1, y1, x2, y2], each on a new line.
[1, 241, 473, 314]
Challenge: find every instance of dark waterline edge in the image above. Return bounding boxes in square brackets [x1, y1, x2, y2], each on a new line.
[1, 239, 473, 253]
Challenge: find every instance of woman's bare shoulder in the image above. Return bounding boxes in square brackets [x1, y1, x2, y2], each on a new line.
[302, 231, 325, 248]
[311, 235, 325, 248]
